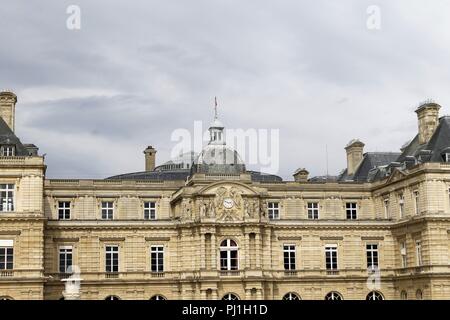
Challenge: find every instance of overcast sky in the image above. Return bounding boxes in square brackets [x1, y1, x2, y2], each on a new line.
[1, 1, 450, 179]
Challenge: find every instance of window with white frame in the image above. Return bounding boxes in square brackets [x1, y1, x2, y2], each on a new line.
[325, 245, 338, 270]
[399, 194, 405, 218]
[0, 145, 15, 157]
[283, 244, 296, 270]
[443, 153, 450, 162]
[324, 291, 342, 300]
[144, 201, 157, 220]
[0, 240, 13, 270]
[105, 245, 119, 273]
[150, 245, 164, 272]
[0, 184, 14, 212]
[400, 241, 407, 268]
[415, 240, 422, 266]
[58, 201, 71, 220]
[267, 202, 280, 220]
[383, 198, 390, 219]
[220, 239, 238, 271]
[101, 201, 114, 220]
[59, 246, 73, 273]
[366, 244, 379, 270]
[345, 202, 357, 220]
[413, 190, 419, 215]
[307, 202, 319, 220]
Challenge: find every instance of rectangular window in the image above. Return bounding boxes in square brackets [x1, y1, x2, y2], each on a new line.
[445, 153, 450, 162]
[150, 245, 164, 272]
[283, 244, 296, 270]
[0, 240, 13, 270]
[105, 245, 119, 273]
[345, 202, 357, 220]
[399, 194, 404, 218]
[59, 246, 73, 273]
[400, 241, 407, 268]
[307, 202, 319, 220]
[101, 201, 114, 220]
[325, 245, 338, 270]
[267, 202, 280, 220]
[415, 241, 422, 266]
[383, 198, 390, 219]
[0, 145, 15, 157]
[0, 184, 14, 212]
[58, 201, 71, 220]
[366, 244, 379, 270]
[144, 201, 157, 220]
[413, 191, 419, 215]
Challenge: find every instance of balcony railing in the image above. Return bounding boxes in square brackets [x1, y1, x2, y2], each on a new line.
[0, 270, 14, 277]
[284, 270, 298, 277]
[151, 272, 165, 278]
[326, 270, 339, 276]
[105, 272, 119, 279]
[219, 270, 241, 277]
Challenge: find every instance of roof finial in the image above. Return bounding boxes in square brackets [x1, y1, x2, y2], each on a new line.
[214, 96, 218, 120]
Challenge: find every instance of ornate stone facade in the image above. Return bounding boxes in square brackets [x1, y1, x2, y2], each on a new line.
[1, 91, 450, 300]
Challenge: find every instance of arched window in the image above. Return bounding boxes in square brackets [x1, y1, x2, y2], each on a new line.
[104, 295, 120, 300]
[0, 296, 13, 300]
[366, 291, 384, 300]
[282, 292, 301, 300]
[150, 295, 166, 300]
[324, 291, 343, 300]
[416, 289, 423, 300]
[400, 291, 408, 300]
[222, 293, 240, 300]
[220, 239, 238, 271]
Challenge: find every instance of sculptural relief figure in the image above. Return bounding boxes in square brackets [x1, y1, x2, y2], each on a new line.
[244, 199, 250, 217]
[229, 187, 242, 209]
[208, 201, 215, 217]
[182, 199, 193, 219]
[199, 199, 206, 217]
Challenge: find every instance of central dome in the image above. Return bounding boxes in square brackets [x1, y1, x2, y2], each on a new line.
[190, 104, 246, 175]
[191, 144, 246, 175]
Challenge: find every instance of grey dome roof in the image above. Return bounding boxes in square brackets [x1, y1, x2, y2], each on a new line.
[190, 144, 246, 175]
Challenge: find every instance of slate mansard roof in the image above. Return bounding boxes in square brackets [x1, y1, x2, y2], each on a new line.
[0, 117, 38, 156]
[337, 116, 450, 183]
[106, 169, 283, 183]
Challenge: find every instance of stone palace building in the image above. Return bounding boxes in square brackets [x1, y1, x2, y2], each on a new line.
[1, 90, 450, 300]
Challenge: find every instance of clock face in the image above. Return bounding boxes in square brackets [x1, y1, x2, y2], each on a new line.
[223, 198, 234, 209]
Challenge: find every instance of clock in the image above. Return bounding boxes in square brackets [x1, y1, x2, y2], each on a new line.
[223, 198, 234, 209]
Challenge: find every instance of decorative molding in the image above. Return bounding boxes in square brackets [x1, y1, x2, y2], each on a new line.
[0, 230, 21, 235]
[145, 237, 171, 241]
[277, 236, 302, 241]
[53, 237, 79, 242]
[99, 237, 125, 242]
[320, 236, 344, 240]
[361, 236, 384, 241]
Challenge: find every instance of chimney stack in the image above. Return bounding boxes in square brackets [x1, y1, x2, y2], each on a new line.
[293, 168, 309, 182]
[143, 146, 157, 171]
[345, 139, 364, 176]
[0, 91, 17, 132]
[415, 102, 441, 145]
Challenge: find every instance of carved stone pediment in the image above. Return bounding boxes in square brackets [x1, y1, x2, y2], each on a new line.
[198, 182, 259, 221]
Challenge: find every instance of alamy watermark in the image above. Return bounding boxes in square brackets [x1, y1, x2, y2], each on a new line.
[171, 121, 280, 174]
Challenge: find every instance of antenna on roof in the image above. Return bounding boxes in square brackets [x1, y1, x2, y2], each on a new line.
[325, 144, 329, 178]
[214, 96, 218, 120]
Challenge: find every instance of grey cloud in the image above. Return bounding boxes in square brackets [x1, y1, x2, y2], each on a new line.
[2, 0, 450, 179]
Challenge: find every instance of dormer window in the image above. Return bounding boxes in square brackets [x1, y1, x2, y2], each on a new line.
[0, 145, 15, 156]
[443, 153, 450, 162]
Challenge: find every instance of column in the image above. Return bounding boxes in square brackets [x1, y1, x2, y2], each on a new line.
[211, 233, 216, 270]
[255, 233, 261, 268]
[201, 233, 206, 270]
